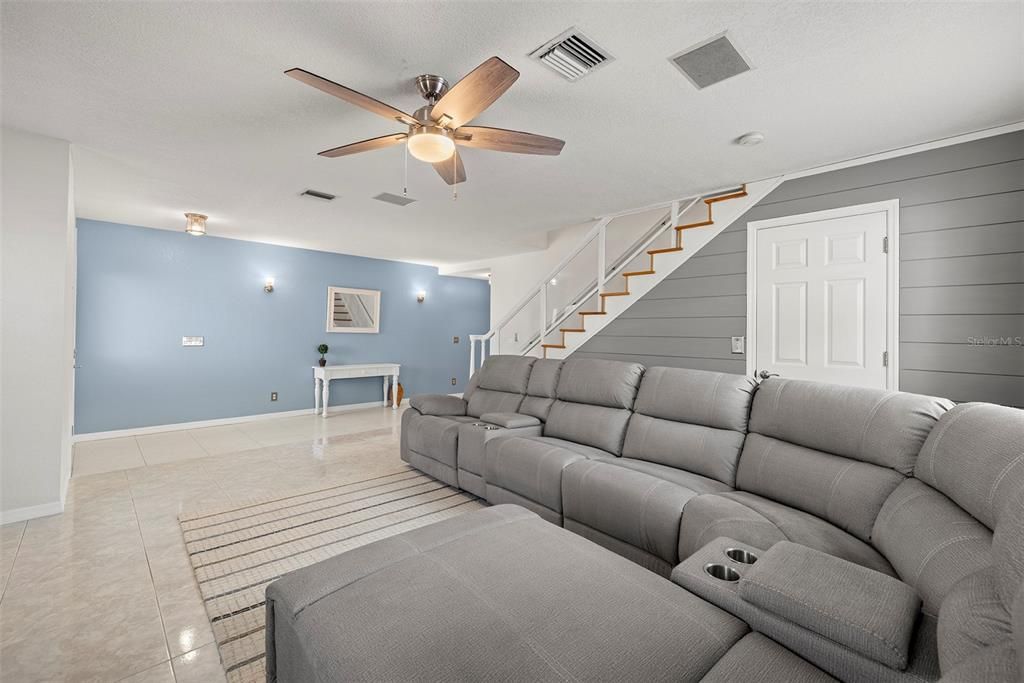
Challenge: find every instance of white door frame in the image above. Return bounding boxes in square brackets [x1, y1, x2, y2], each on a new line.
[745, 199, 900, 389]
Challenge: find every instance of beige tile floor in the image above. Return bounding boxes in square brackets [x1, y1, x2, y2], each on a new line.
[0, 407, 408, 682]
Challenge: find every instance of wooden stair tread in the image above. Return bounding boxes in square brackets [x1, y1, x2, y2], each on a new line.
[648, 247, 684, 255]
[623, 270, 655, 277]
[578, 311, 606, 315]
[560, 328, 585, 333]
[704, 187, 748, 204]
[676, 219, 714, 230]
[599, 291, 630, 297]
[541, 343, 566, 349]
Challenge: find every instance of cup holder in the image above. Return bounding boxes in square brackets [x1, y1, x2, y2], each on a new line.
[482, 425, 501, 431]
[724, 548, 758, 564]
[704, 563, 740, 582]
[470, 422, 487, 427]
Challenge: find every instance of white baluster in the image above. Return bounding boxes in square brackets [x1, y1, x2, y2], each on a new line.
[538, 287, 547, 350]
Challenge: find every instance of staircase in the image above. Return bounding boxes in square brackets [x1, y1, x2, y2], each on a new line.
[469, 177, 782, 372]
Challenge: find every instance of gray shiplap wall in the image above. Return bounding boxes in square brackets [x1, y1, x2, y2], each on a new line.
[577, 131, 1024, 407]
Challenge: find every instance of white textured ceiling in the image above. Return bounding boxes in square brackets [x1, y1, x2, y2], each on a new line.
[3, 1, 1022, 266]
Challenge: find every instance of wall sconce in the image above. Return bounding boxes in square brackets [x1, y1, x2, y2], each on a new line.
[264, 278, 275, 294]
[184, 212, 207, 236]
[416, 290, 426, 303]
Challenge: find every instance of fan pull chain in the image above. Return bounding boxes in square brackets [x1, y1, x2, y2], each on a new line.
[403, 142, 409, 197]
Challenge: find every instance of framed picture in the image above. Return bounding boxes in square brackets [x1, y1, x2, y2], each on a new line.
[326, 286, 380, 334]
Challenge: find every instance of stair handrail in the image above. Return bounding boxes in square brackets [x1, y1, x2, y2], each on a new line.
[470, 183, 747, 376]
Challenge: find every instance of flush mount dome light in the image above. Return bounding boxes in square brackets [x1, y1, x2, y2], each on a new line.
[184, 212, 207, 236]
[407, 126, 455, 163]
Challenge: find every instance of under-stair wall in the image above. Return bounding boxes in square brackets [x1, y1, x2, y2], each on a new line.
[574, 130, 1024, 407]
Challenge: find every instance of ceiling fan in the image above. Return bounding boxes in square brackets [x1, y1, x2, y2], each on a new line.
[285, 56, 565, 186]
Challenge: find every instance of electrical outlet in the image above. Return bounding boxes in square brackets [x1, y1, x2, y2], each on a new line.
[451, 377, 457, 386]
[731, 336, 745, 354]
[270, 392, 278, 401]
[453, 336, 460, 344]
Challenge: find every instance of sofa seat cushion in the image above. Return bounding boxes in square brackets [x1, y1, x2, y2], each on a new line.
[405, 413, 466, 468]
[700, 633, 837, 682]
[679, 491, 895, 577]
[484, 436, 612, 519]
[562, 459, 731, 567]
[266, 505, 748, 683]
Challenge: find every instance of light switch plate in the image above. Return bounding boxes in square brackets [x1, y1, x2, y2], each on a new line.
[731, 336, 745, 354]
[182, 336, 204, 347]
[453, 336, 460, 344]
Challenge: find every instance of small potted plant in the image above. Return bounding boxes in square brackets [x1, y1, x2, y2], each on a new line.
[317, 344, 329, 367]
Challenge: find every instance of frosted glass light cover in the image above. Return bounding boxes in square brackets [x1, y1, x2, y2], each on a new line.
[407, 130, 455, 163]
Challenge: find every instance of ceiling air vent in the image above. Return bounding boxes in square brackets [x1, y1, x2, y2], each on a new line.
[669, 32, 752, 89]
[301, 189, 336, 201]
[529, 28, 612, 82]
[373, 192, 416, 207]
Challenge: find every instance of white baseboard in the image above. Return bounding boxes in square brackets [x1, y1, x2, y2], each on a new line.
[0, 500, 64, 525]
[72, 401, 387, 442]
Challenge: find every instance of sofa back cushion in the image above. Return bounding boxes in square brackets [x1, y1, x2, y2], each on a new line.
[876, 404, 1024, 618]
[621, 367, 757, 486]
[915, 403, 1024, 530]
[875, 478, 992, 616]
[544, 358, 644, 455]
[519, 359, 563, 421]
[466, 355, 536, 418]
[737, 378, 951, 543]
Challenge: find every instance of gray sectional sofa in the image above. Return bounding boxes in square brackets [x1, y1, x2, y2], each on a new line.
[267, 355, 1024, 682]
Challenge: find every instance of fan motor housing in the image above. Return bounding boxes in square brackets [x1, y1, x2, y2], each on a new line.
[415, 74, 448, 103]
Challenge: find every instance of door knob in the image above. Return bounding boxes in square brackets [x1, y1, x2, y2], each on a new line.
[757, 370, 779, 380]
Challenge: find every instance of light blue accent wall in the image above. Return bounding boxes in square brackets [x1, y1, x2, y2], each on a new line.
[74, 219, 490, 433]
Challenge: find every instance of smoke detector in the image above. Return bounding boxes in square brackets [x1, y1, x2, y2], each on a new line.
[529, 28, 613, 82]
[735, 131, 765, 146]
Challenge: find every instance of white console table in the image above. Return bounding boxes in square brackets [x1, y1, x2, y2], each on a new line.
[313, 363, 400, 416]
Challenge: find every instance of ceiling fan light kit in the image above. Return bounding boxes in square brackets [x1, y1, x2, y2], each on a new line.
[285, 56, 565, 191]
[407, 126, 455, 163]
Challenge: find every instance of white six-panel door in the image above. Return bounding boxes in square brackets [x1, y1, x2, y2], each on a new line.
[747, 201, 899, 389]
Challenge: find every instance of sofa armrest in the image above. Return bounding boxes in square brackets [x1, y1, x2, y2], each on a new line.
[408, 394, 467, 416]
[480, 412, 541, 429]
[738, 541, 921, 670]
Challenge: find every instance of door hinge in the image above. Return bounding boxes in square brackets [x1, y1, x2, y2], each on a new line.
[883, 350, 889, 367]
[882, 236, 889, 254]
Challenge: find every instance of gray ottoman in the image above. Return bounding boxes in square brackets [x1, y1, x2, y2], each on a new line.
[266, 505, 747, 682]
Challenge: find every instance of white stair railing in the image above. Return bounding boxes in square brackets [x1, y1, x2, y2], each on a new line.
[469, 183, 748, 376]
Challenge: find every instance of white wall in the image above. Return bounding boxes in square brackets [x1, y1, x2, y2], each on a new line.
[1, 127, 76, 522]
[486, 220, 593, 329]
[446, 205, 672, 331]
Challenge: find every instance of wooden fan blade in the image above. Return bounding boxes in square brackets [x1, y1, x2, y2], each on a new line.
[432, 150, 467, 185]
[430, 57, 519, 129]
[455, 126, 564, 155]
[286, 68, 418, 126]
[319, 133, 407, 158]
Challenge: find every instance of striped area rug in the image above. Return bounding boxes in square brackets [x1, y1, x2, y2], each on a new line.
[178, 467, 485, 682]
